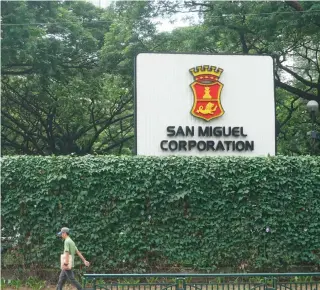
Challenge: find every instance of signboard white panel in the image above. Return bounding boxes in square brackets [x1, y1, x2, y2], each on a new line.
[135, 53, 275, 156]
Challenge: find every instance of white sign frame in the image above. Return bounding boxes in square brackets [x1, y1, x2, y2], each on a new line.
[135, 53, 276, 156]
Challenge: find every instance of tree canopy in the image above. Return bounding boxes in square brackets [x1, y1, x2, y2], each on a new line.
[1, 1, 320, 155]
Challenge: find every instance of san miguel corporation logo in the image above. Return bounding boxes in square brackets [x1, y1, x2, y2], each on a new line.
[189, 65, 224, 121]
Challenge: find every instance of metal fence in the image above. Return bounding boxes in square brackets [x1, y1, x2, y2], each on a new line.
[83, 273, 320, 290]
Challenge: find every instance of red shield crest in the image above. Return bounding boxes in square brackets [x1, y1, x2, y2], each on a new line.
[189, 65, 224, 121]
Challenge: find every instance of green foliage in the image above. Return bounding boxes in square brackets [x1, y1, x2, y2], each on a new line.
[2, 155, 320, 273]
[119, 278, 141, 284]
[146, 277, 159, 283]
[1, 1, 138, 156]
[0, 277, 46, 289]
[2, 1, 319, 156]
[25, 277, 46, 290]
[154, 1, 320, 156]
[276, 90, 320, 155]
[1, 278, 6, 288]
[7, 279, 23, 289]
[289, 276, 313, 283]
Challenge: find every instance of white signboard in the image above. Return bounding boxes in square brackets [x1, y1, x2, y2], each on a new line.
[135, 53, 275, 156]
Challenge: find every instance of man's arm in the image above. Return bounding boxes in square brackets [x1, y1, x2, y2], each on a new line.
[63, 239, 71, 269]
[76, 250, 90, 266]
[64, 251, 70, 264]
[62, 251, 70, 270]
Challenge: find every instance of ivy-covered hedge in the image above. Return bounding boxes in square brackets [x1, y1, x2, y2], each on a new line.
[1, 155, 320, 273]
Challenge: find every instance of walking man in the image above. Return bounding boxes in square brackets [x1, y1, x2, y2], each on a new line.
[57, 227, 90, 290]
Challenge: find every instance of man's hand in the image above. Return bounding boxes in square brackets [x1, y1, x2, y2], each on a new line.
[62, 264, 70, 270]
[76, 250, 90, 267]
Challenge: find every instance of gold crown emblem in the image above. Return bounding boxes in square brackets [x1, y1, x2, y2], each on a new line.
[189, 65, 223, 81]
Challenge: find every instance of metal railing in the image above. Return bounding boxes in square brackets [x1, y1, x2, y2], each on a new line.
[83, 273, 320, 290]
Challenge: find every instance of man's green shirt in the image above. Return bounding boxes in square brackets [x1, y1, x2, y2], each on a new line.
[64, 236, 78, 266]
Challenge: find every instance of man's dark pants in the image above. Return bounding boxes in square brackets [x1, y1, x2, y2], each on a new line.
[56, 269, 83, 290]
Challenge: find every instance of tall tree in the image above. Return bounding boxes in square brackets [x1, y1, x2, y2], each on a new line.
[1, 1, 152, 155]
[151, 0, 320, 154]
[2, 1, 319, 155]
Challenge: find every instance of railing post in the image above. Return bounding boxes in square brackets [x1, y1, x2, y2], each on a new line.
[176, 278, 186, 290]
[272, 276, 277, 290]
